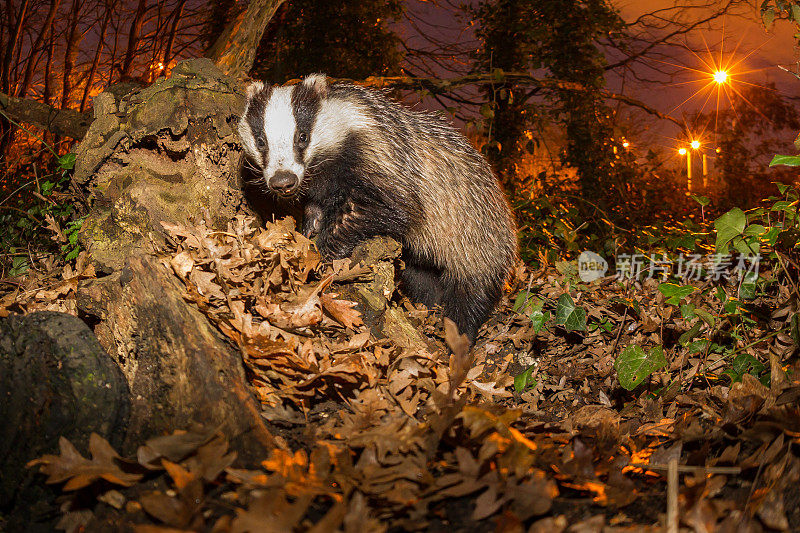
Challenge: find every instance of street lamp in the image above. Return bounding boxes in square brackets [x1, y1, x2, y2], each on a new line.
[713, 70, 729, 84]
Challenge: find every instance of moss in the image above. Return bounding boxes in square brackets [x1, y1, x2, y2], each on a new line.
[158, 191, 179, 203]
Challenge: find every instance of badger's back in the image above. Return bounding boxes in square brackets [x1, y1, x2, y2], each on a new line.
[320, 83, 517, 290]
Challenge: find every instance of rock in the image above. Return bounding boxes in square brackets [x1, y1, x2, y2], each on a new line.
[0, 311, 128, 526]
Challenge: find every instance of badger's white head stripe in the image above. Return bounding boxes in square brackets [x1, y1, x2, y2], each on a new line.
[262, 86, 305, 179]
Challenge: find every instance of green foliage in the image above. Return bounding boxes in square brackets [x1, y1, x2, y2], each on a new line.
[554, 293, 587, 332]
[690, 84, 799, 210]
[615, 345, 667, 390]
[658, 282, 696, 305]
[512, 289, 588, 334]
[0, 153, 84, 274]
[513, 366, 537, 392]
[714, 208, 747, 251]
[513, 180, 799, 397]
[769, 154, 800, 167]
[722, 353, 767, 385]
[513, 291, 549, 333]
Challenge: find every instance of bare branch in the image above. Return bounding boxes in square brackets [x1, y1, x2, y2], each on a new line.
[348, 73, 685, 129]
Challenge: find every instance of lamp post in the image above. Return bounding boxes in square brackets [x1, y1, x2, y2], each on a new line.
[679, 147, 691, 190]
[690, 140, 702, 190]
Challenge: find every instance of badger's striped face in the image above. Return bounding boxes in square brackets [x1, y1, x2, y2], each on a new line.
[238, 76, 327, 197]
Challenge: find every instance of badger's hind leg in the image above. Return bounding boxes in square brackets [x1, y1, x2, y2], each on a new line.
[440, 275, 504, 342]
[400, 263, 445, 310]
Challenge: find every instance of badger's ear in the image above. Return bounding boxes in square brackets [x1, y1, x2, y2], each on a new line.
[245, 81, 265, 99]
[303, 74, 328, 98]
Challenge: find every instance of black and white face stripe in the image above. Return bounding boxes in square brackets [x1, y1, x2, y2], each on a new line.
[239, 82, 272, 167]
[290, 81, 322, 162]
[238, 74, 374, 195]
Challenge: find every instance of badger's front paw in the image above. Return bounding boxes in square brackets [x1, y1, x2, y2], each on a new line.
[302, 203, 323, 238]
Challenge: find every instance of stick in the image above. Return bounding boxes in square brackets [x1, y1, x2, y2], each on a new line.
[667, 457, 678, 533]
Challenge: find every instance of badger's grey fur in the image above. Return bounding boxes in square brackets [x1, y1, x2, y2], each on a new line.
[239, 74, 517, 341]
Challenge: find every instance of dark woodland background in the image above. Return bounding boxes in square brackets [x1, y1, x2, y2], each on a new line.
[2, 0, 800, 270]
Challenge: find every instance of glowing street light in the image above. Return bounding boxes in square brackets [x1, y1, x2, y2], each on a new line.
[713, 70, 729, 84]
[678, 147, 687, 155]
[690, 140, 701, 150]
[622, 141, 630, 149]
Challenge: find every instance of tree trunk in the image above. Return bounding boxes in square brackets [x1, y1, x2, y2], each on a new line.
[0, 90, 91, 138]
[162, 0, 187, 70]
[207, 0, 285, 78]
[0, 0, 29, 94]
[3, 0, 289, 462]
[120, 0, 147, 80]
[79, 7, 110, 113]
[60, 0, 83, 110]
[77, 254, 274, 458]
[18, 0, 62, 99]
[0, 0, 29, 157]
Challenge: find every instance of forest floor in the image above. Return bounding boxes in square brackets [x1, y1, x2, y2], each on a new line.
[3, 215, 800, 532]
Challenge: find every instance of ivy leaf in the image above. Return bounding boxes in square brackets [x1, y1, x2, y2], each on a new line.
[514, 366, 537, 392]
[769, 154, 800, 167]
[738, 272, 758, 300]
[57, 153, 76, 170]
[690, 194, 710, 207]
[714, 208, 746, 251]
[513, 291, 534, 313]
[694, 308, 716, 327]
[658, 283, 696, 305]
[723, 353, 765, 383]
[615, 345, 668, 391]
[530, 309, 548, 333]
[555, 293, 587, 332]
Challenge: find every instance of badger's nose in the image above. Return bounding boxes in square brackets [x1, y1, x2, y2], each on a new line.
[269, 171, 298, 194]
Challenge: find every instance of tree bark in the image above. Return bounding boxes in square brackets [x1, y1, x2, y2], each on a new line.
[207, 0, 285, 78]
[72, 58, 273, 459]
[0, 90, 91, 138]
[77, 255, 274, 458]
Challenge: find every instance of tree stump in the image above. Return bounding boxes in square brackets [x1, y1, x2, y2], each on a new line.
[72, 58, 273, 459]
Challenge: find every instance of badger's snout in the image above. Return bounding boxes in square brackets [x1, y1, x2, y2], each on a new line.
[268, 170, 299, 195]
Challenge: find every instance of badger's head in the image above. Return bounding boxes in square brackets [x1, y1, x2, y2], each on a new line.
[238, 74, 338, 197]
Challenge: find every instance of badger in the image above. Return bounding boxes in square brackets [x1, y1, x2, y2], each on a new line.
[238, 74, 517, 342]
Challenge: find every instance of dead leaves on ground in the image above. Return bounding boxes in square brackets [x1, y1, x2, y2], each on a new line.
[24, 215, 800, 531]
[27, 433, 142, 491]
[0, 250, 95, 316]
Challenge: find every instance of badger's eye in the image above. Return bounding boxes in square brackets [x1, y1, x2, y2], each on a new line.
[297, 131, 308, 145]
[256, 135, 266, 150]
